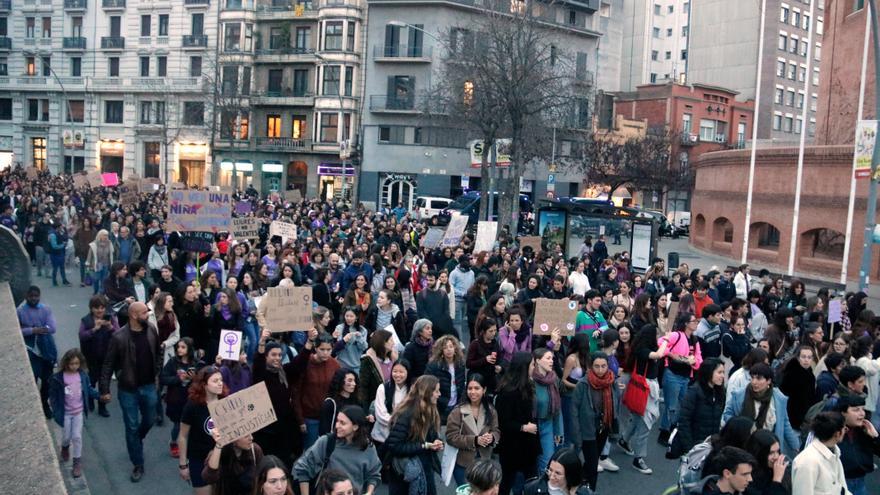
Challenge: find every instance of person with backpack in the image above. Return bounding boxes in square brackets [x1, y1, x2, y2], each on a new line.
[293, 405, 381, 495]
[658, 313, 703, 447]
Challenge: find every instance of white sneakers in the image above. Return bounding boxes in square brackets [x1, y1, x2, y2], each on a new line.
[598, 458, 620, 472]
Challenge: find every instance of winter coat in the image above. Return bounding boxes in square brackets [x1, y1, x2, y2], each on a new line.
[495, 387, 540, 471]
[78, 312, 119, 366]
[466, 338, 502, 393]
[676, 383, 725, 454]
[49, 370, 95, 427]
[570, 374, 620, 444]
[386, 409, 440, 495]
[364, 304, 407, 343]
[333, 324, 368, 373]
[425, 359, 466, 422]
[724, 387, 801, 458]
[86, 239, 115, 272]
[779, 359, 818, 430]
[99, 324, 162, 394]
[445, 403, 500, 468]
[403, 339, 432, 379]
[416, 288, 455, 338]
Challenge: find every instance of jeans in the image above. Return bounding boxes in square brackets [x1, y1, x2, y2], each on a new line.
[303, 417, 320, 451]
[243, 318, 258, 363]
[118, 384, 158, 467]
[622, 413, 651, 459]
[846, 477, 866, 495]
[51, 253, 69, 285]
[660, 371, 690, 431]
[454, 297, 466, 340]
[561, 395, 577, 447]
[62, 412, 84, 458]
[536, 417, 559, 473]
[35, 246, 47, 275]
[93, 267, 108, 295]
[453, 464, 467, 487]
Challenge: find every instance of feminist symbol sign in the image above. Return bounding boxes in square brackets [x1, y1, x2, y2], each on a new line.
[220, 330, 242, 360]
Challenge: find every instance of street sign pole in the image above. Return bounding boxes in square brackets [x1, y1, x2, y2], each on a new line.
[487, 141, 497, 221]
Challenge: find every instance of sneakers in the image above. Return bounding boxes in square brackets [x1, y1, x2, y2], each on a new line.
[131, 465, 144, 483]
[597, 463, 603, 473]
[170, 443, 180, 458]
[618, 438, 635, 456]
[657, 429, 670, 447]
[598, 457, 619, 472]
[98, 402, 110, 418]
[61, 445, 70, 462]
[72, 458, 82, 478]
[632, 458, 653, 475]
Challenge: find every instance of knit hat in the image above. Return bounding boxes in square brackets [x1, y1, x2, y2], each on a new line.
[339, 404, 367, 426]
[413, 318, 432, 337]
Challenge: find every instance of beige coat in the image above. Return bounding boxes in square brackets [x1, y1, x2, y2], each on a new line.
[791, 439, 852, 495]
[444, 403, 501, 468]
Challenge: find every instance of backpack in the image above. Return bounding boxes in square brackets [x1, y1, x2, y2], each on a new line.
[677, 439, 712, 494]
[301, 433, 336, 494]
[800, 395, 837, 434]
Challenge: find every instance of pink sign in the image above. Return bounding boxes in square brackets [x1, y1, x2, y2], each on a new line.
[101, 173, 119, 186]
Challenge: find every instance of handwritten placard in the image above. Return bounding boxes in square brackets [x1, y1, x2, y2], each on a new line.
[179, 231, 215, 253]
[86, 170, 104, 187]
[284, 189, 303, 203]
[474, 221, 498, 253]
[533, 298, 578, 336]
[520, 236, 543, 253]
[231, 217, 260, 240]
[219, 330, 242, 361]
[235, 201, 252, 215]
[262, 286, 313, 332]
[73, 174, 89, 189]
[269, 220, 297, 244]
[828, 300, 842, 324]
[440, 214, 468, 248]
[207, 382, 277, 447]
[167, 189, 232, 233]
[421, 227, 446, 249]
[26, 167, 38, 180]
[118, 182, 140, 206]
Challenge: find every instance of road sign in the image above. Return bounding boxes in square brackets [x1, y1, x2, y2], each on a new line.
[547, 174, 556, 184]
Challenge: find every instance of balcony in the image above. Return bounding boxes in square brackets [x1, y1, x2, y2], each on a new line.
[101, 36, 125, 50]
[255, 137, 311, 151]
[0, 0, 10, 10]
[251, 90, 314, 106]
[185, 0, 210, 5]
[63, 37, 87, 50]
[369, 94, 431, 114]
[574, 70, 595, 86]
[680, 134, 698, 146]
[64, 0, 86, 9]
[373, 44, 432, 62]
[254, 47, 315, 62]
[0, 37, 10, 50]
[255, 2, 317, 19]
[102, 0, 124, 8]
[182, 34, 208, 48]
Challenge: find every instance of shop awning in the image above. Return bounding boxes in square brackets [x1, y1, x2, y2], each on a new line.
[235, 160, 253, 172]
[261, 160, 283, 173]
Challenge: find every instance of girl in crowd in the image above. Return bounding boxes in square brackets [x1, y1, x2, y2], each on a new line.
[779, 345, 818, 431]
[342, 274, 372, 324]
[365, 289, 407, 344]
[210, 288, 244, 361]
[332, 307, 368, 374]
[497, 308, 531, 366]
[86, 229, 114, 295]
[202, 431, 264, 495]
[466, 319, 503, 396]
[199, 269, 222, 303]
[672, 358, 726, 456]
[318, 368, 360, 436]
[371, 359, 411, 454]
[403, 319, 434, 379]
[572, 352, 620, 491]
[425, 335, 466, 423]
[293, 334, 340, 451]
[77, 294, 118, 417]
[532, 347, 564, 473]
[252, 455, 295, 495]
[385, 375, 443, 495]
[607, 304, 629, 331]
[523, 448, 592, 495]
[314, 469, 357, 495]
[160, 337, 202, 459]
[496, 352, 540, 495]
[629, 293, 655, 333]
[49, 348, 93, 479]
[561, 333, 590, 446]
[445, 373, 501, 486]
[359, 329, 397, 411]
[219, 349, 253, 394]
[150, 291, 180, 365]
[178, 366, 227, 494]
[744, 429, 791, 495]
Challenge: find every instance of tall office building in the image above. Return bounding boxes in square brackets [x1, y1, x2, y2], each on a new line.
[619, 0, 691, 91]
[688, 0, 824, 142]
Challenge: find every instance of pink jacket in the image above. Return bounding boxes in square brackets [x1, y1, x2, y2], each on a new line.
[658, 330, 702, 376]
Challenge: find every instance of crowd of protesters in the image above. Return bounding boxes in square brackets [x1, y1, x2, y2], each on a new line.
[5, 164, 880, 495]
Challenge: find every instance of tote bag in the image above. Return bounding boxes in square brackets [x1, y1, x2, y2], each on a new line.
[623, 362, 650, 416]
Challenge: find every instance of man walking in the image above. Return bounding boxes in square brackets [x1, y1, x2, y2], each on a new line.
[18, 285, 58, 418]
[99, 302, 161, 482]
[792, 411, 852, 495]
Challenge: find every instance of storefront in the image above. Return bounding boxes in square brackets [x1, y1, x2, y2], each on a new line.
[177, 142, 208, 187]
[318, 162, 354, 201]
[0, 136, 13, 171]
[261, 160, 283, 192]
[287, 161, 309, 196]
[99, 139, 124, 177]
[379, 173, 417, 210]
[219, 160, 253, 190]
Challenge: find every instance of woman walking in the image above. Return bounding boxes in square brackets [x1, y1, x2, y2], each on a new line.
[496, 352, 540, 495]
[178, 366, 227, 494]
[445, 373, 501, 486]
[385, 375, 444, 495]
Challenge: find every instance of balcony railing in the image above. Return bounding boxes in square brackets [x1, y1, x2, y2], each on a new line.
[373, 44, 432, 60]
[63, 37, 87, 49]
[680, 134, 697, 146]
[255, 137, 311, 151]
[101, 36, 125, 49]
[185, 0, 210, 5]
[0, 37, 10, 50]
[182, 35, 208, 47]
[64, 0, 86, 8]
[102, 0, 125, 7]
[369, 94, 429, 112]
[255, 47, 314, 55]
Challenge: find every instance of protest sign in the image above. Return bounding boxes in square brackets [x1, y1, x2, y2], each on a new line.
[139, 177, 162, 191]
[284, 189, 303, 203]
[261, 286, 313, 332]
[102, 173, 119, 187]
[118, 182, 140, 206]
[231, 217, 260, 240]
[667, 301, 680, 330]
[73, 174, 88, 189]
[167, 189, 232, 233]
[533, 298, 578, 336]
[235, 201, 252, 215]
[474, 221, 498, 253]
[219, 330, 243, 361]
[207, 382, 277, 447]
[440, 214, 468, 247]
[171, 182, 186, 190]
[269, 220, 297, 244]
[828, 299, 842, 324]
[520, 236, 543, 253]
[421, 227, 446, 249]
[179, 231, 215, 253]
[86, 170, 104, 187]
[26, 167, 38, 180]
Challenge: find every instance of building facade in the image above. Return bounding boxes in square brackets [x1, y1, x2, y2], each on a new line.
[619, 0, 690, 91]
[358, 0, 617, 211]
[0, 0, 217, 184]
[688, 0, 824, 142]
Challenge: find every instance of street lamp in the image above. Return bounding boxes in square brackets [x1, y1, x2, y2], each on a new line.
[858, 0, 880, 291]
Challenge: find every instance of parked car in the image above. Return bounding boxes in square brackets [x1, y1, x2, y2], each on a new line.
[415, 196, 452, 221]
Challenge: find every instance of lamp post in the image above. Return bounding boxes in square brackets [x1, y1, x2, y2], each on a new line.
[858, 0, 880, 291]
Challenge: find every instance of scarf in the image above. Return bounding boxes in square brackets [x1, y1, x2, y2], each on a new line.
[153, 243, 167, 256]
[264, 354, 288, 388]
[532, 368, 561, 417]
[415, 335, 434, 348]
[587, 370, 615, 430]
[514, 327, 530, 345]
[742, 385, 773, 429]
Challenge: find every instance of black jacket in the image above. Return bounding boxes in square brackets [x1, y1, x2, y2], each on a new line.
[99, 324, 162, 394]
[386, 409, 439, 495]
[364, 304, 407, 343]
[815, 370, 838, 399]
[466, 338, 502, 393]
[779, 359, 817, 430]
[722, 330, 751, 372]
[402, 340, 432, 378]
[838, 426, 880, 479]
[495, 387, 540, 470]
[425, 359, 466, 422]
[675, 383, 725, 454]
[523, 477, 593, 495]
[415, 288, 455, 338]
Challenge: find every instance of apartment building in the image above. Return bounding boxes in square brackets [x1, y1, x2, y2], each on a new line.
[620, 0, 691, 91]
[688, 0, 824, 142]
[0, 0, 217, 184]
[212, 0, 364, 199]
[360, 0, 619, 210]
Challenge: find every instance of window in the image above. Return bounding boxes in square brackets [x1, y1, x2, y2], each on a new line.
[804, 14, 811, 31]
[242, 67, 251, 95]
[785, 90, 795, 106]
[140, 57, 150, 77]
[699, 119, 716, 141]
[0, 99, 11, 120]
[654, 4, 661, 15]
[27, 99, 39, 121]
[222, 65, 237, 95]
[291, 115, 307, 139]
[25, 56, 35, 76]
[668, 5, 673, 13]
[378, 126, 391, 142]
[71, 16, 82, 37]
[41, 57, 50, 77]
[387, 75, 415, 108]
[159, 14, 169, 36]
[143, 142, 160, 178]
[776, 60, 785, 77]
[140, 101, 152, 124]
[550, 45, 557, 66]
[183, 102, 204, 125]
[239, 113, 249, 139]
[141, 15, 151, 37]
[790, 39, 798, 54]
[737, 122, 746, 144]
[105, 100, 123, 124]
[67, 100, 84, 122]
[797, 92, 805, 109]
[109, 16, 121, 37]
[650, 73, 657, 83]
[322, 66, 340, 95]
[665, 51, 671, 60]
[811, 94, 818, 111]
[800, 41, 808, 57]
[293, 69, 309, 96]
[344, 66, 353, 96]
[773, 114, 782, 130]
[0, 17, 6, 36]
[267, 68, 282, 93]
[324, 21, 343, 50]
[667, 28, 673, 37]
[814, 43, 821, 61]
[70, 57, 81, 77]
[267, 114, 281, 138]
[651, 50, 658, 61]
[792, 11, 800, 27]
[244, 24, 253, 51]
[42, 17, 51, 38]
[26, 17, 34, 38]
[320, 112, 338, 142]
[653, 27, 660, 38]
[295, 27, 311, 51]
[812, 68, 820, 85]
[568, 9, 577, 24]
[682, 113, 692, 134]
[798, 66, 806, 82]
[346, 21, 355, 51]
[190, 56, 202, 77]
[0, 58, 6, 76]
[783, 116, 793, 132]
[817, 18, 824, 35]
[795, 118, 803, 134]
[780, 6, 789, 23]
[681, 50, 687, 60]
[157, 56, 167, 77]
[413, 127, 422, 144]
[225, 23, 241, 51]
[191, 14, 204, 36]
[155, 101, 165, 124]
[788, 63, 797, 80]
[774, 88, 784, 104]
[109, 57, 119, 77]
[778, 34, 787, 51]
[270, 27, 284, 49]
[32, 138, 46, 170]
[682, 25, 688, 37]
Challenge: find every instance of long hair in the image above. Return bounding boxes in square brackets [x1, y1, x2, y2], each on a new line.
[187, 366, 228, 405]
[745, 429, 780, 484]
[496, 351, 534, 401]
[566, 333, 591, 372]
[251, 455, 294, 495]
[152, 291, 174, 322]
[458, 372, 495, 424]
[59, 348, 87, 373]
[429, 335, 464, 365]
[329, 368, 359, 402]
[633, 292, 655, 324]
[215, 287, 242, 314]
[369, 329, 393, 360]
[337, 405, 371, 450]
[313, 468, 352, 495]
[627, 324, 660, 371]
[392, 375, 440, 442]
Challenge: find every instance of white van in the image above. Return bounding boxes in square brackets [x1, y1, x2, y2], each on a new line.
[415, 196, 452, 220]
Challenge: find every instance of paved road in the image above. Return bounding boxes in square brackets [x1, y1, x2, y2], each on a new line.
[30, 248, 879, 495]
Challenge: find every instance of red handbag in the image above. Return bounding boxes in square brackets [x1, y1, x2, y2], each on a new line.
[623, 362, 650, 416]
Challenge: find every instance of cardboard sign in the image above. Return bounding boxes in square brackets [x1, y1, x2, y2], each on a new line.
[73, 174, 89, 189]
[231, 217, 260, 240]
[102, 173, 119, 187]
[474, 221, 498, 253]
[262, 286, 313, 332]
[86, 170, 104, 187]
[520, 236, 543, 253]
[421, 227, 446, 249]
[284, 189, 303, 203]
[440, 214, 468, 247]
[269, 220, 297, 244]
[171, 181, 186, 190]
[533, 298, 578, 336]
[828, 299, 842, 324]
[235, 201, 252, 215]
[219, 330, 243, 361]
[167, 189, 233, 233]
[180, 231, 215, 253]
[667, 301, 680, 332]
[118, 182, 140, 206]
[26, 167, 38, 180]
[207, 382, 277, 447]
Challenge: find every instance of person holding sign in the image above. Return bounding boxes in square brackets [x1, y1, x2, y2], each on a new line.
[178, 366, 227, 493]
[292, 333, 341, 451]
[201, 428, 264, 495]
